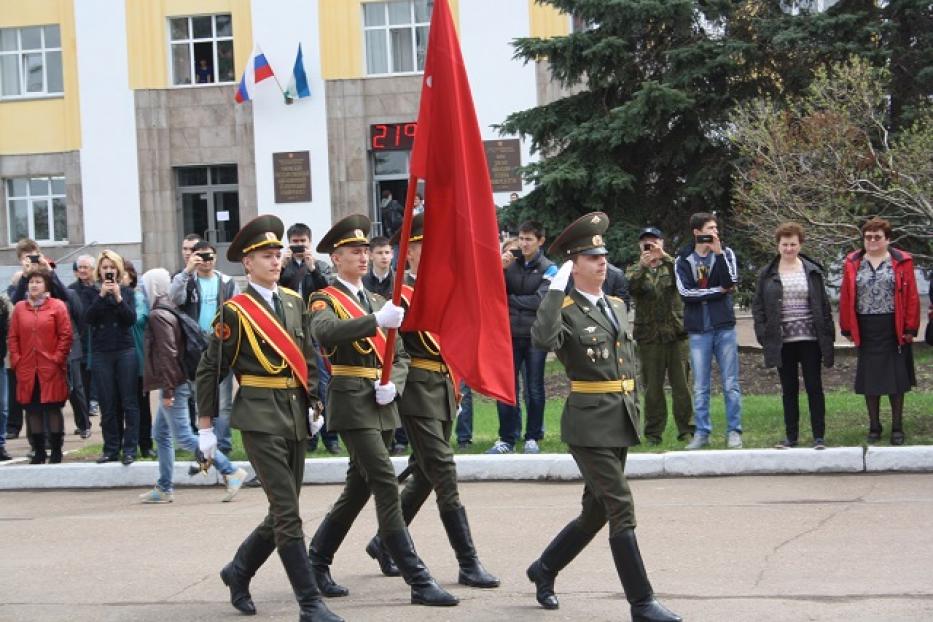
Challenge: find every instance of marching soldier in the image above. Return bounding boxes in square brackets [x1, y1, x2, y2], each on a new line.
[526, 213, 681, 622]
[196, 215, 342, 622]
[306, 214, 458, 607]
[363, 214, 499, 589]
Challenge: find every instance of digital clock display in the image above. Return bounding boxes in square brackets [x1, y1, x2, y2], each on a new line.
[370, 122, 417, 151]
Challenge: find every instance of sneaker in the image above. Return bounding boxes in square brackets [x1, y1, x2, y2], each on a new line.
[457, 440, 473, 450]
[684, 434, 709, 450]
[324, 443, 341, 455]
[774, 438, 798, 449]
[524, 439, 541, 454]
[0, 447, 11, 461]
[89, 400, 100, 416]
[139, 487, 174, 503]
[813, 438, 826, 450]
[223, 468, 248, 502]
[484, 440, 514, 455]
[726, 431, 743, 449]
[79, 429, 92, 439]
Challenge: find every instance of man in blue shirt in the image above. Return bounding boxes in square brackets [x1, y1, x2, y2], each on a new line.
[674, 212, 743, 449]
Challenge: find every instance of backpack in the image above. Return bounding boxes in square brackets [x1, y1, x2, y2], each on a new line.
[160, 305, 209, 380]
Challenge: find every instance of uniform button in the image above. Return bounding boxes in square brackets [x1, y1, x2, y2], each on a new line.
[291, 395, 296, 400]
[619, 358, 624, 363]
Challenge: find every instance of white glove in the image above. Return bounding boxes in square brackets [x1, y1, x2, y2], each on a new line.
[549, 260, 573, 291]
[374, 301, 405, 329]
[374, 381, 397, 405]
[309, 412, 325, 436]
[198, 428, 217, 460]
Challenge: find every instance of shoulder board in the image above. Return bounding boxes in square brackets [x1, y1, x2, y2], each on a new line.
[607, 295, 624, 304]
[562, 296, 575, 309]
[370, 292, 387, 304]
[279, 286, 301, 300]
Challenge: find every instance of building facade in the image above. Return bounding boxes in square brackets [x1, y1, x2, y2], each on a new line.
[0, 0, 572, 275]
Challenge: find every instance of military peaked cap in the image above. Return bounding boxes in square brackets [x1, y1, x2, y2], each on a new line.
[227, 214, 285, 262]
[316, 214, 372, 254]
[548, 212, 610, 258]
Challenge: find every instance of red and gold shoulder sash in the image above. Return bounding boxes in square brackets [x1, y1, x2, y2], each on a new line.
[225, 293, 309, 393]
[319, 286, 388, 366]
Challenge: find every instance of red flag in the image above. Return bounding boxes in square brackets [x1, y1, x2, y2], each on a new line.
[403, 0, 515, 404]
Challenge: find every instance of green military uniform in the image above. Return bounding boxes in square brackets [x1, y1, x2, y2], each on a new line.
[306, 214, 457, 608]
[625, 231, 693, 444]
[526, 212, 681, 622]
[363, 214, 499, 589]
[200, 214, 341, 622]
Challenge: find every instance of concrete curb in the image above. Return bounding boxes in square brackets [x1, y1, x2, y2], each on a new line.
[3, 446, 933, 490]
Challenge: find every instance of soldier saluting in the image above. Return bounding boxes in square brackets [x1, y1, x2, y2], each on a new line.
[362, 213, 499, 589]
[195, 215, 342, 622]
[526, 213, 681, 622]
[306, 214, 458, 607]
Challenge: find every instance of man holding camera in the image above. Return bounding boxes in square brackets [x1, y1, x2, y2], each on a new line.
[674, 212, 743, 450]
[626, 227, 693, 446]
[170, 239, 238, 453]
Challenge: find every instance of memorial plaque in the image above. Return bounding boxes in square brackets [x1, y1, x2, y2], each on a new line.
[483, 139, 522, 192]
[273, 151, 311, 203]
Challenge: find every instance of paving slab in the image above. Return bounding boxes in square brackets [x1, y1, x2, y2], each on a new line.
[1, 474, 932, 621]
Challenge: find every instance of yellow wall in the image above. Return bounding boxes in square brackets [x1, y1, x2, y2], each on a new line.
[528, 0, 569, 39]
[0, 0, 80, 155]
[320, 0, 459, 80]
[125, 0, 253, 89]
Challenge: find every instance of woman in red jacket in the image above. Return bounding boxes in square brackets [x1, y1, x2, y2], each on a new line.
[839, 217, 920, 445]
[8, 269, 73, 463]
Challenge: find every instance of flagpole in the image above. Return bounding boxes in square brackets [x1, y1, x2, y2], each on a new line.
[379, 174, 420, 386]
[256, 44, 288, 99]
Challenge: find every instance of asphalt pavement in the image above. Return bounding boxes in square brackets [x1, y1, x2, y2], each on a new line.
[1, 474, 932, 621]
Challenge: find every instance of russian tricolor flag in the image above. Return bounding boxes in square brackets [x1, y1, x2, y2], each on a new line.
[234, 49, 278, 104]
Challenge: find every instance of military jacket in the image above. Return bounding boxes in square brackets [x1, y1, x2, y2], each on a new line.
[195, 285, 318, 441]
[398, 273, 456, 421]
[532, 289, 639, 447]
[625, 256, 686, 344]
[309, 281, 409, 432]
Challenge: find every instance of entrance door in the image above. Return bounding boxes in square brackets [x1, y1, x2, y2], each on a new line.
[176, 165, 242, 275]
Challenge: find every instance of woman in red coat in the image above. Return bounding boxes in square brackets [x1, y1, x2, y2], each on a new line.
[839, 217, 920, 445]
[8, 269, 73, 463]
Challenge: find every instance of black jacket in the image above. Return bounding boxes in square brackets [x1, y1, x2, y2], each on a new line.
[85, 285, 137, 353]
[505, 249, 556, 339]
[362, 267, 394, 299]
[602, 263, 631, 309]
[674, 243, 739, 332]
[279, 258, 331, 307]
[752, 254, 835, 369]
[68, 279, 98, 362]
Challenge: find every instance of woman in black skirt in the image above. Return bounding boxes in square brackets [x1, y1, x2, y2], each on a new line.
[839, 218, 921, 445]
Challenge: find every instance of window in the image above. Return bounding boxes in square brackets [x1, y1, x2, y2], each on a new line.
[6, 177, 67, 244]
[0, 25, 63, 99]
[168, 14, 234, 86]
[363, 0, 432, 75]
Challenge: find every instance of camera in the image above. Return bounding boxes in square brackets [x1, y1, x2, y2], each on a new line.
[196, 252, 215, 261]
[642, 242, 655, 252]
[28, 254, 40, 264]
[509, 248, 523, 260]
[696, 234, 714, 244]
[289, 244, 306, 254]
[103, 272, 116, 283]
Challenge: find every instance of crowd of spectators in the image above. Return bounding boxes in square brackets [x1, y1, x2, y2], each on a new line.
[0, 212, 927, 469]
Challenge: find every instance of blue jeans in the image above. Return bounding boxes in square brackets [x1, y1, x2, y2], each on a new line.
[495, 337, 546, 445]
[688, 328, 742, 436]
[153, 381, 235, 492]
[209, 372, 235, 453]
[0, 367, 7, 448]
[455, 383, 473, 444]
[93, 348, 139, 458]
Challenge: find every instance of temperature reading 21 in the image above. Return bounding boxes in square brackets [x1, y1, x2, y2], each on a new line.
[370, 122, 417, 151]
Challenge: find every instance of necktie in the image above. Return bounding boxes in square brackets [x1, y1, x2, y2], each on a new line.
[357, 290, 371, 313]
[597, 298, 619, 332]
[272, 293, 286, 324]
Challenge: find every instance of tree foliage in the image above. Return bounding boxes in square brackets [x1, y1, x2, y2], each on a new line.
[730, 56, 932, 267]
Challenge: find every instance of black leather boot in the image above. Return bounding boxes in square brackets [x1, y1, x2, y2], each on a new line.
[29, 434, 47, 464]
[220, 527, 277, 615]
[609, 529, 681, 622]
[308, 516, 350, 597]
[526, 520, 597, 609]
[279, 539, 344, 622]
[381, 529, 459, 606]
[49, 433, 64, 464]
[365, 535, 400, 576]
[440, 506, 500, 588]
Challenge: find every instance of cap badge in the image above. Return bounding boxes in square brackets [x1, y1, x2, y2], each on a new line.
[592, 235, 603, 246]
[591, 215, 602, 224]
[353, 229, 364, 238]
[264, 232, 277, 241]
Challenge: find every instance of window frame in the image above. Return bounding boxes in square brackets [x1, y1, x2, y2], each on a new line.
[5, 176, 68, 246]
[166, 13, 235, 88]
[0, 24, 64, 101]
[362, 0, 432, 77]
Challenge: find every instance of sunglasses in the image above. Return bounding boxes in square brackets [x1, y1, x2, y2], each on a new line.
[863, 233, 885, 241]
